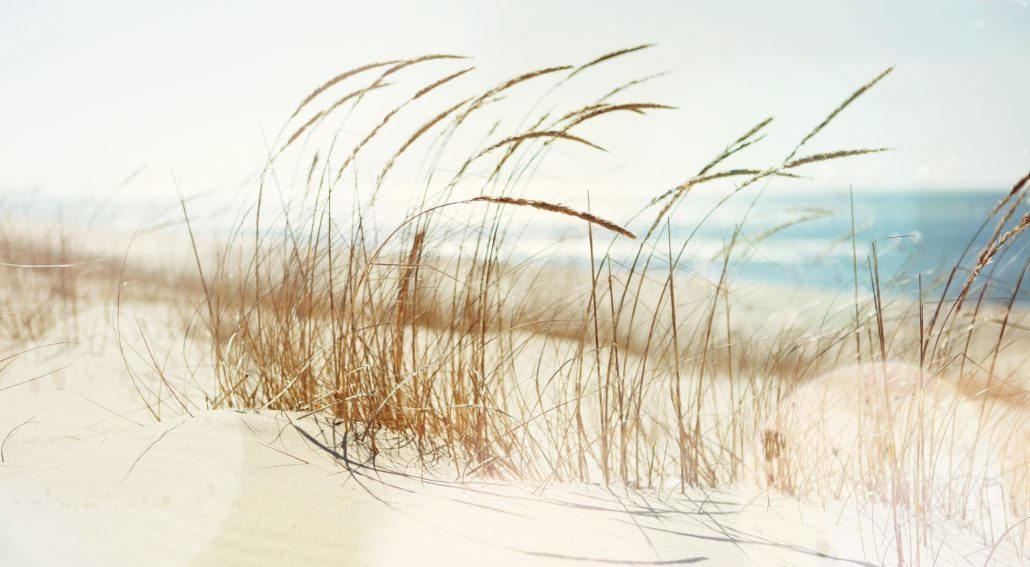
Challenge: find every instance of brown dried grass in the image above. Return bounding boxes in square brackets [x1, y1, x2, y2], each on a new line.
[183, 51, 1028, 557]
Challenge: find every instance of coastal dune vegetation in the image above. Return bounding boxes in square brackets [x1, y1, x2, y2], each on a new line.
[169, 47, 1028, 557]
[2, 45, 1026, 563]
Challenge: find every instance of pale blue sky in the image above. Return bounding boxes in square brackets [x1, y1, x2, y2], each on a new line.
[1, 0, 1028, 205]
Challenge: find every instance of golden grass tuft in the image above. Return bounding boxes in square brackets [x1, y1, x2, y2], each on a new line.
[182, 50, 1029, 558]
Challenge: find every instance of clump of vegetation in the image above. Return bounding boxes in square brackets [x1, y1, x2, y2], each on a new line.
[186, 48, 1028, 557]
[0, 225, 89, 341]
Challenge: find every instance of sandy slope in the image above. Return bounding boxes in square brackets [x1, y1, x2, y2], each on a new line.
[0, 408, 878, 566]
[0, 299, 1024, 565]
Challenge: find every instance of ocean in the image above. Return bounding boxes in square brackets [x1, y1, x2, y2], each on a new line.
[499, 189, 1029, 305]
[671, 190, 1027, 303]
[5, 189, 1028, 304]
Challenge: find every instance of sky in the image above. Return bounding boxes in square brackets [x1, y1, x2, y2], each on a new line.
[1, 0, 1028, 209]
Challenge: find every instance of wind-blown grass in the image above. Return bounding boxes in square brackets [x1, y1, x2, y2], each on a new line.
[185, 49, 1029, 559]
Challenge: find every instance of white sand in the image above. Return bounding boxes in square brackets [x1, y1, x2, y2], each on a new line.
[0, 293, 1025, 565]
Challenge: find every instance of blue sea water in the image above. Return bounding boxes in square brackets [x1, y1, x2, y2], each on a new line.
[504, 189, 1029, 304]
[651, 190, 1029, 303]
[5, 189, 1028, 304]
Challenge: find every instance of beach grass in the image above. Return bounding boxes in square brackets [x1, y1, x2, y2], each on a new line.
[16, 48, 1022, 560]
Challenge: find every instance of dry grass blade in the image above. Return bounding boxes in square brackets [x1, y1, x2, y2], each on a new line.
[787, 66, 894, 160]
[289, 60, 399, 120]
[784, 148, 889, 169]
[478, 103, 669, 187]
[563, 103, 675, 128]
[459, 125, 609, 184]
[305, 152, 319, 187]
[485, 66, 572, 96]
[349, 55, 468, 113]
[480, 113, 551, 184]
[381, 54, 468, 78]
[453, 66, 572, 129]
[394, 230, 426, 376]
[599, 72, 669, 103]
[470, 196, 635, 239]
[467, 127, 610, 187]
[336, 69, 475, 179]
[413, 67, 475, 100]
[644, 110, 886, 243]
[569, 44, 655, 78]
[989, 170, 1030, 217]
[955, 211, 1030, 308]
[395, 97, 474, 155]
[337, 106, 405, 180]
[479, 130, 608, 157]
[283, 82, 391, 152]
[695, 117, 774, 178]
[644, 195, 684, 242]
[1009, 171, 1030, 198]
[643, 165, 804, 240]
[378, 97, 474, 185]
[922, 171, 1030, 354]
[558, 103, 610, 122]
[648, 168, 798, 208]
[731, 116, 774, 148]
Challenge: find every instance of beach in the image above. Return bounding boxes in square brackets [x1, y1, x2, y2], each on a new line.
[2, 21, 1029, 565]
[0, 219, 1026, 565]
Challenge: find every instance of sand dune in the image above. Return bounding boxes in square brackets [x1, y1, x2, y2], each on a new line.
[1, 303, 1024, 566]
[0, 406, 948, 566]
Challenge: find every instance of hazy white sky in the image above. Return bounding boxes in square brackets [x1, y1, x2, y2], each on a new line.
[2, 0, 1028, 205]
